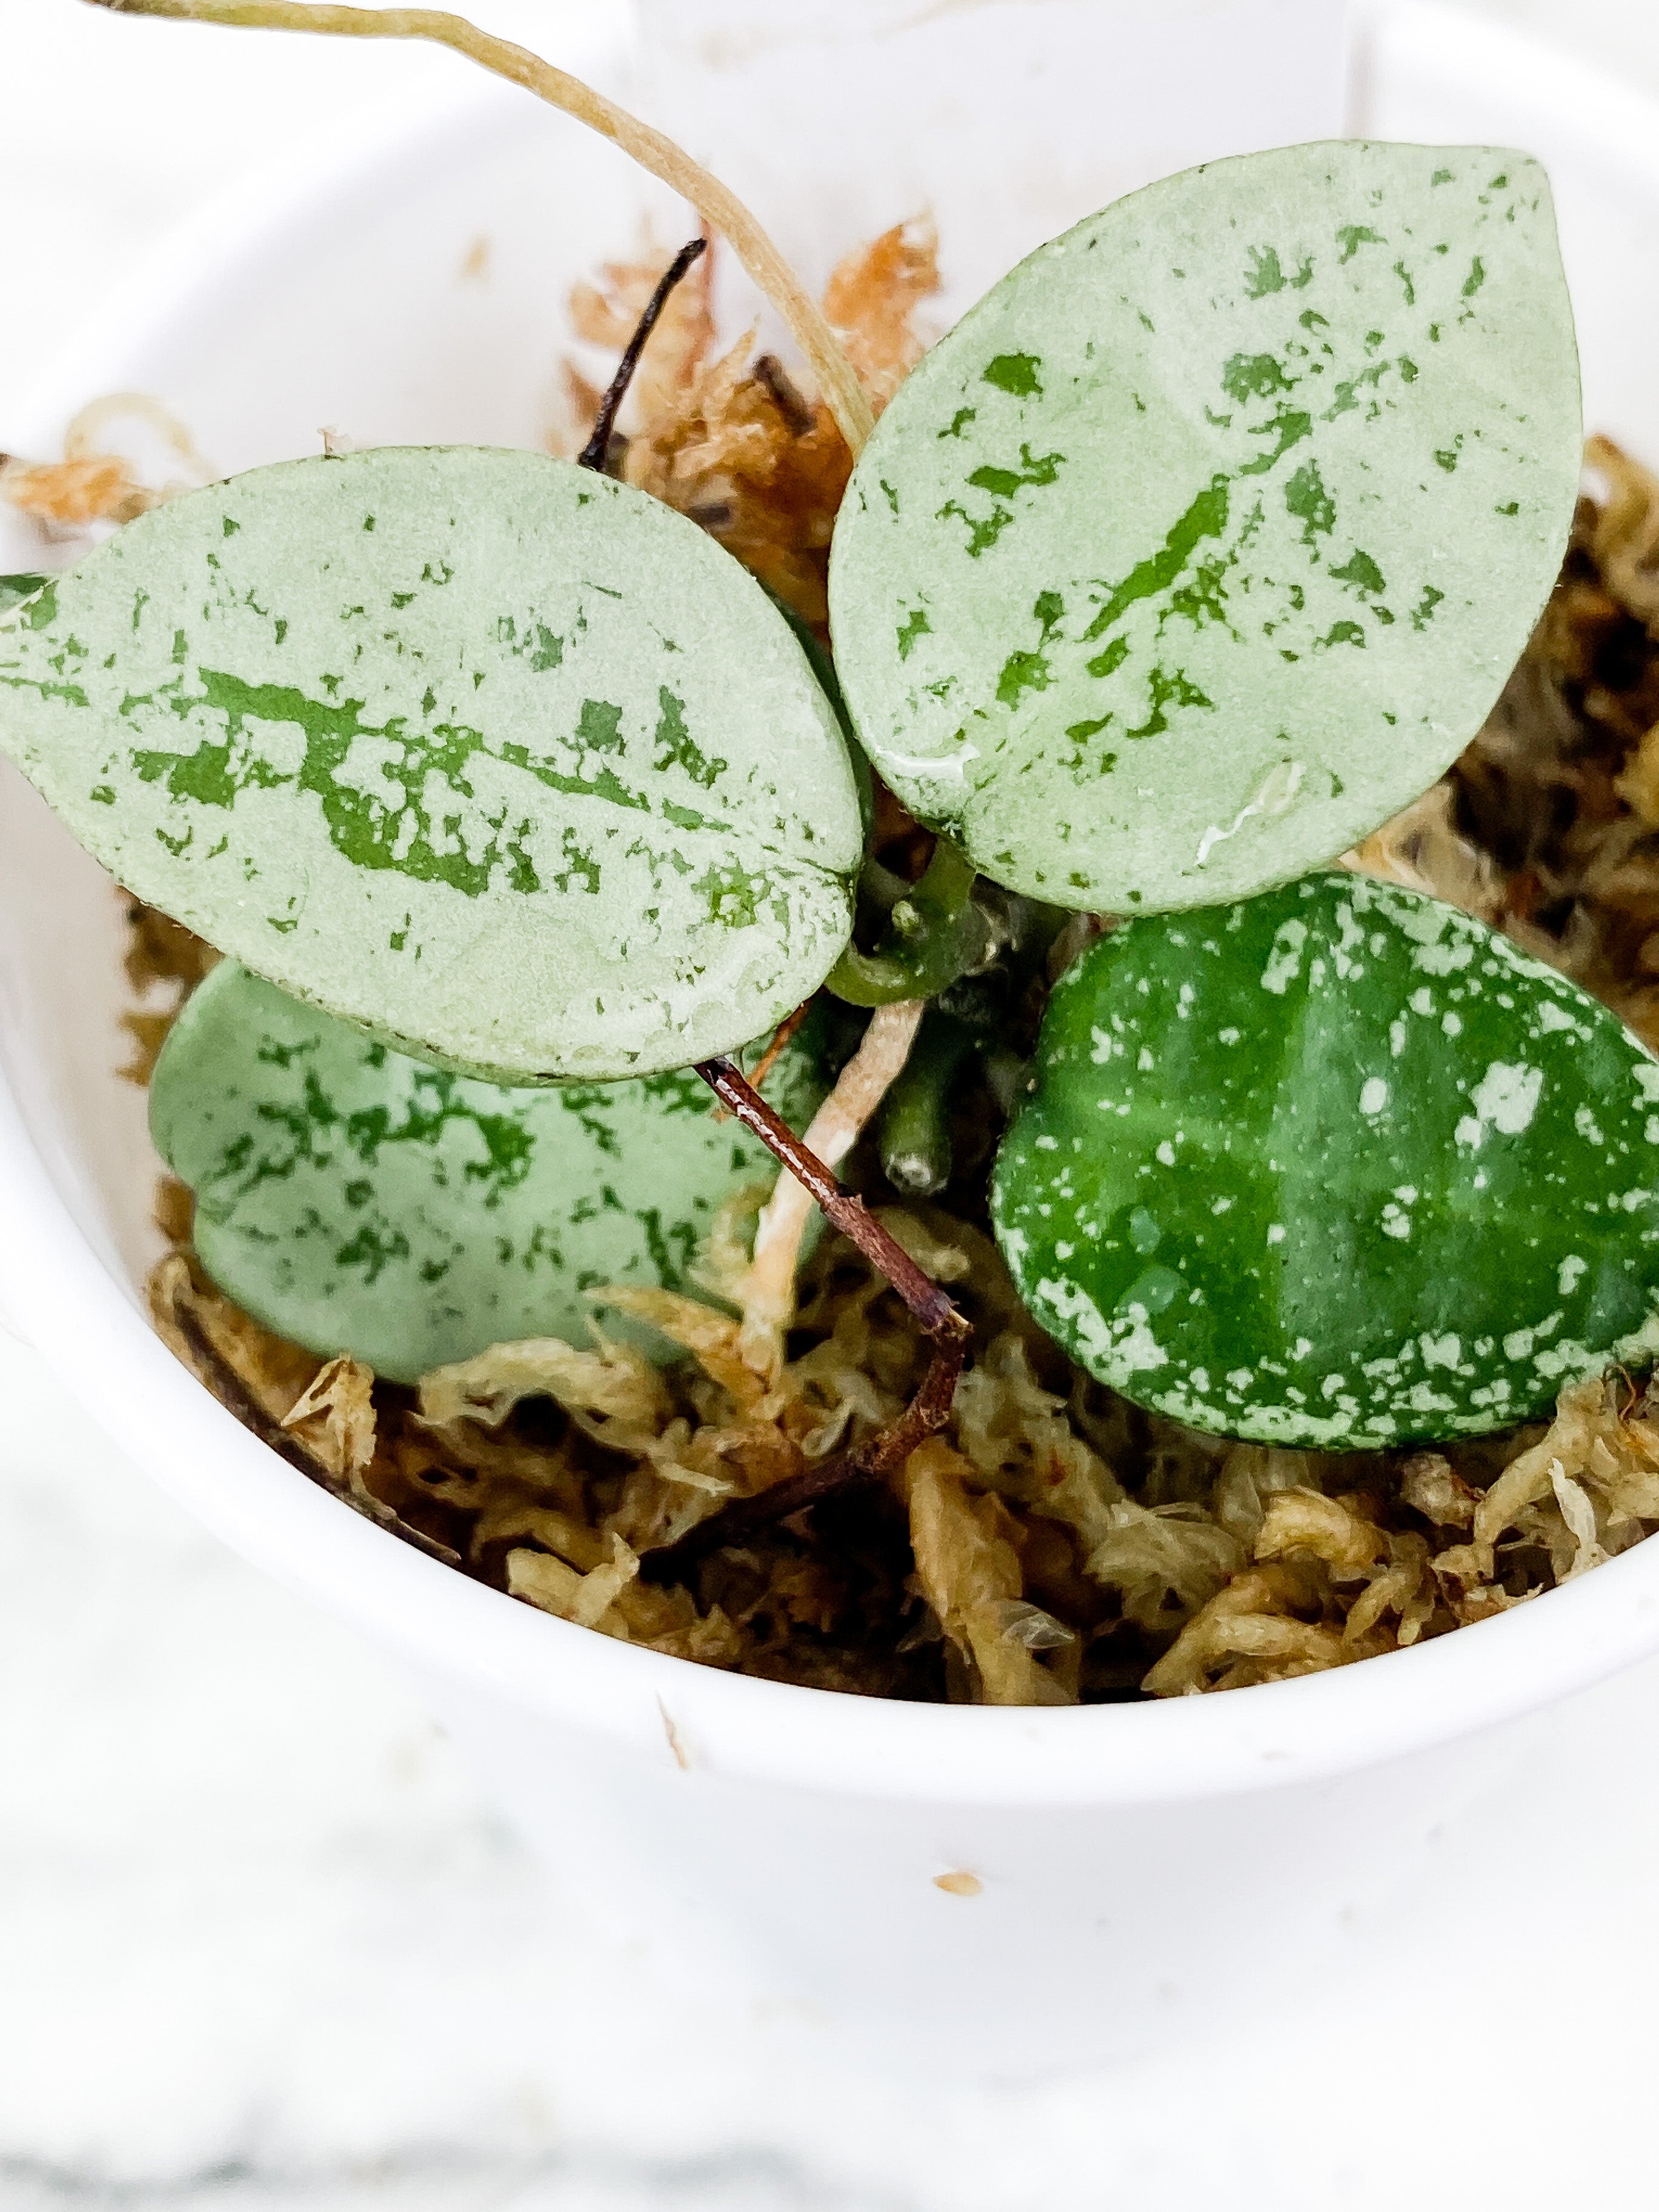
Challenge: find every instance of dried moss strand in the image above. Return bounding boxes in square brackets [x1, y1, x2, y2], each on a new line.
[578, 236, 706, 474]
[170, 1295, 330, 1482]
[84, 0, 878, 456]
[164, 1284, 460, 1562]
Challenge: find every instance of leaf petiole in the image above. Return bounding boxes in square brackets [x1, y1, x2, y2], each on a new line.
[826, 837, 989, 1006]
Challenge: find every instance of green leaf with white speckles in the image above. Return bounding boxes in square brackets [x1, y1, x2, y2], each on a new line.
[150, 961, 829, 1383]
[991, 874, 1659, 1448]
[830, 143, 1581, 912]
[0, 450, 862, 1081]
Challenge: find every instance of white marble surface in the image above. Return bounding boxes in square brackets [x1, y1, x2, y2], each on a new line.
[9, 1, 1659, 2204]
[15, 1315, 1659, 2211]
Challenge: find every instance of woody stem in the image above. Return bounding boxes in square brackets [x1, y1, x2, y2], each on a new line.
[696, 1053, 966, 1340]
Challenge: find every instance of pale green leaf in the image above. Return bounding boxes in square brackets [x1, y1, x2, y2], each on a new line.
[992, 874, 1659, 1448]
[830, 143, 1581, 911]
[0, 450, 862, 1080]
[151, 961, 828, 1382]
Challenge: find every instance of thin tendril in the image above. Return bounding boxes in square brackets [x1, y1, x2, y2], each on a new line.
[84, 0, 877, 456]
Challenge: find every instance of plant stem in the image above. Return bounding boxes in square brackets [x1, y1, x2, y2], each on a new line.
[736, 997, 926, 1371]
[743, 999, 813, 1095]
[751, 353, 814, 436]
[826, 839, 988, 1006]
[84, 0, 877, 457]
[638, 1330, 966, 1579]
[577, 236, 706, 474]
[633, 1050, 972, 1581]
[878, 1008, 976, 1197]
[696, 1048, 965, 1341]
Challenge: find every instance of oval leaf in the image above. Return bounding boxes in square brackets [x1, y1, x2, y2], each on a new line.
[0, 450, 862, 1080]
[830, 143, 1580, 911]
[991, 874, 1659, 1447]
[151, 961, 828, 1383]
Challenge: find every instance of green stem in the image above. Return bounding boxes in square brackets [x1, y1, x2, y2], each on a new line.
[879, 1010, 976, 1197]
[826, 839, 988, 1007]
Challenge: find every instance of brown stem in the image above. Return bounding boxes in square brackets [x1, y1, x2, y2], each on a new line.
[634, 1055, 972, 1582]
[696, 1054, 966, 1340]
[745, 998, 812, 1092]
[739, 998, 924, 1374]
[753, 353, 814, 437]
[639, 1332, 965, 1580]
[712, 998, 811, 1120]
[577, 236, 706, 474]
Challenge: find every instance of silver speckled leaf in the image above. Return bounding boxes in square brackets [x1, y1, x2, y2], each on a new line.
[992, 875, 1659, 1449]
[829, 142, 1581, 911]
[151, 961, 829, 1382]
[0, 450, 863, 1080]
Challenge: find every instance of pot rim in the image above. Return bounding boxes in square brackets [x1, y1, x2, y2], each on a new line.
[4, 2, 1658, 1812]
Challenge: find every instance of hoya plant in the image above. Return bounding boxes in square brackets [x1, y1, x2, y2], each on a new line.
[2, 0, 1635, 1583]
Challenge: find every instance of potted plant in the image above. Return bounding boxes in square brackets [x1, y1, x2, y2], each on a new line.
[3, 0, 1656, 2069]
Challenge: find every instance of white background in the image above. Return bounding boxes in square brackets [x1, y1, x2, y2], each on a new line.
[5, 2, 1659, 2207]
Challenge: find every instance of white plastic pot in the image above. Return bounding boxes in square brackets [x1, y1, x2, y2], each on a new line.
[4, 3, 1659, 2074]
